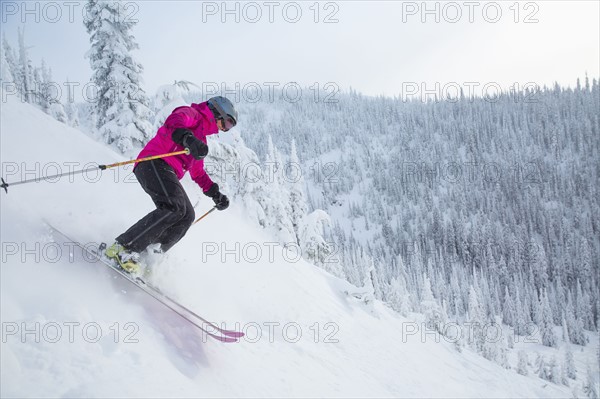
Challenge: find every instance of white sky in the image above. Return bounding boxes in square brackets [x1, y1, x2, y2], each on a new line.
[1, 1, 599, 99]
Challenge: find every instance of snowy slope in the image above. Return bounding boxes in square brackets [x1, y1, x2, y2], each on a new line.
[0, 98, 573, 398]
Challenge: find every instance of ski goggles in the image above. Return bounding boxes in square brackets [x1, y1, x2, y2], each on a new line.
[220, 116, 236, 132]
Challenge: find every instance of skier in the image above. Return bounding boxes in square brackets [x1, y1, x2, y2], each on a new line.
[105, 96, 238, 272]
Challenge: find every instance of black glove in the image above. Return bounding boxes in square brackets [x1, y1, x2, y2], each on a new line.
[205, 183, 229, 211]
[172, 128, 208, 160]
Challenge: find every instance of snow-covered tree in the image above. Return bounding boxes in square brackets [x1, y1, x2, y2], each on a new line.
[49, 102, 68, 123]
[37, 60, 50, 112]
[84, 0, 152, 153]
[582, 364, 599, 399]
[514, 287, 531, 336]
[467, 284, 485, 353]
[299, 209, 335, 271]
[517, 350, 529, 376]
[152, 81, 191, 129]
[546, 356, 561, 384]
[566, 291, 588, 345]
[562, 314, 570, 343]
[287, 139, 308, 244]
[254, 136, 299, 247]
[576, 280, 594, 331]
[234, 132, 269, 227]
[565, 347, 577, 380]
[497, 335, 510, 369]
[560, 366, 570, 387]
[535, 353, 561, 384]
[502, 286, 516, 327]
[36, 61, 67, 122]
[387, 275, 411, 316]
[64, 78, 80, 128]
[1, 36, 14, 84]
[421, 273, 445, 332]
[540, 289, 558, 347]
[361, 260, 376, 308]
[17, 27, 34, 103]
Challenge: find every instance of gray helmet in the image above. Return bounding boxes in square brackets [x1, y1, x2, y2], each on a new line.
[207, 96, 238, 131]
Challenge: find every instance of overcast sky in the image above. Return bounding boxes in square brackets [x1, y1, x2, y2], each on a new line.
[2, 0, 598, 100]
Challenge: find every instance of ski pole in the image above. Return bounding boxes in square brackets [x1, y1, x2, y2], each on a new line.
[0, 149, 190, 193]
[193, 206, 217, 225]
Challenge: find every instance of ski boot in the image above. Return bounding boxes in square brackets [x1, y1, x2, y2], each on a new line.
[105, 242, 141, 274]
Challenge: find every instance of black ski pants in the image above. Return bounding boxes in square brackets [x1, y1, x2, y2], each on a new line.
[116, 159, 195, 253]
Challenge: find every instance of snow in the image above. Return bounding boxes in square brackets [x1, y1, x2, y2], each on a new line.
[0, 97, 577, 397]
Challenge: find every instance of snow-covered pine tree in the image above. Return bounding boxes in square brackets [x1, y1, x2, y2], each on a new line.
[497, 333, 510, 369]
[449, 269, 465, 316]
[263, 136, 295, 243]
[288, 139, 308, 245]
[37, 60, 50, 112]
[546, 356, 561, 384]
[507, 329, 515, 349]
[1, 42, 13, 86]
[467, 284, 485, 354]
[566, 291, 588, 345]
[37, 61, 67, 123]
[84, 0, 152, 154]
[361, 259, 376, 308]
[562, 314, 570, 343]
[64, 78, 80, 128]
[576, 280, 594, 331]
[420, 273, 444, 332]
[535, 353, 545, 375]
[514, 285, 531, 336]
[503, 285, 516, 327]
[17, 27, 34, 103]
[565, 346, 577, 380]
[300, 209, 335, 272]
[553, 278, 567, 325]
[540, 289, 558, 347]
[560, 364, 570, 387]
[582, 364, 599, 399]
[234, 132, 269, 227]
[530, 284, 543, 327]
[1, 35, 17, 84]
[517, 350, 529, 376]
[579, 240, 592, 290]
[387, 275, 411, 316]
[536, 354, 559, 383]
[49, 102, 68, 124]
[370, 257, 386, 301]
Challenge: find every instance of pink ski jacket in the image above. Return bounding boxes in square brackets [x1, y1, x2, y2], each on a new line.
[136, 102, 219, 193]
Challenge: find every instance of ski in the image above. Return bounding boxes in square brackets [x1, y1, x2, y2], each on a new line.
[134, 275, 245, 338]
[46, 222, 243, 343]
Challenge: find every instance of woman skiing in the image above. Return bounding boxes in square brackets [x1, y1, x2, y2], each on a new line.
[105, 96, 238, 272]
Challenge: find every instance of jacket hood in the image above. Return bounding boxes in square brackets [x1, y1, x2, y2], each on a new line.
[190, 102, 219, 136]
